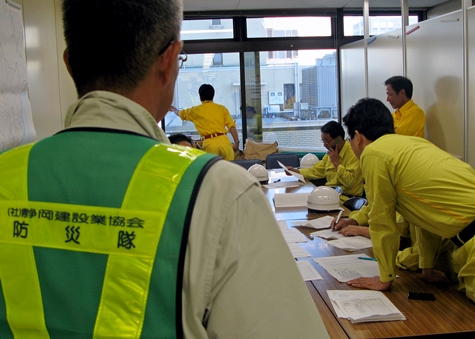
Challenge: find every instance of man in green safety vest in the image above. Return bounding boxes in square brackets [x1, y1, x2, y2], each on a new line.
[0, 0, 330, 338]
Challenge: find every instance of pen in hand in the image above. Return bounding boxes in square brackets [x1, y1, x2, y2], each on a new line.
[332, 210, 343, 232]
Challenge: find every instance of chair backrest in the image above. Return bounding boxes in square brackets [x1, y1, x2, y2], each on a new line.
[330, 186, 343, 195]
[343, 197, 368, 211]
[265, 153, 300, 169]
[231, 159, 263, 170]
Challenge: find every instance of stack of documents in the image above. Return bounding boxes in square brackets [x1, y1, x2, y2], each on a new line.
[273, 192, 308, 207]
[327, 290, 406, 323]
[313, 254, 380, 282]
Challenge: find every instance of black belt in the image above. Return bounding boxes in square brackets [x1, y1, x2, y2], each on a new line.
[451, 219, 475, 247]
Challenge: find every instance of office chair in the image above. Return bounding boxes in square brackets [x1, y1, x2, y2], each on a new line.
[265, 153, 300, 169]
[342, 197, 367, 211]
[231, 159, 263, 170]
[330, 186, 343, 195]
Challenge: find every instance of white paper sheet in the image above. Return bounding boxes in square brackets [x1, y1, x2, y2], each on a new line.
[273, 193, 308, 207]
[296, 260, 323, 281]
[263, 181, 301, 189]
[327, 236, 373, 251]
[292, 215, 335, 229]
[281, 228, 308, 243]
[277, 220, 289, 232]
[313, 254, 380, 282]
[277, 160, 306, 183]
[327, 290, 406, 323]
[287, 243, 312, 258]
[311, 229, 346, 240]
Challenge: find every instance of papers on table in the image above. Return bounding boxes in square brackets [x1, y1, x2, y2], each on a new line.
[313, 254, 380, 282]
[263, 181, 302, 189]
[273, 192, 308, 207]
[277, 220, 308, 243]
[296, 260, 323, 281]
[327, 236, 373, 251]
[281, 228, 308, 243]
[287, 243, 312, 258]
[311, 229, 345, 240]
[327, 290, 406, 323]
[277, 160, 306, 183]
[291, 215, 334, 229]
[311, 229, 373, 251]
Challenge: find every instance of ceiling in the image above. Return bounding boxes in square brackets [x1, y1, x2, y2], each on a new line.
[183, 0, 452, 12]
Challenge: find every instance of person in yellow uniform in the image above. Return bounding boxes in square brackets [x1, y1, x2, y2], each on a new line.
[171, 84, 239, 160]
[0, 1, 331, 338]
[286, 120, 364, 203]
[342, 97, 475, 302]
[385, 75, 426, 138]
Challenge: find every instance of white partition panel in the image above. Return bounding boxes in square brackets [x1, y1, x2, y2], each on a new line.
[406, 10, 464, 157]
[367, 29, 403, 106]
[340, 40, 366, 117]
[467, 6, 475, 167]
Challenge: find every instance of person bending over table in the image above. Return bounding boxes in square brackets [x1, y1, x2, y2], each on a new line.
[286, 120, 364, 203]
[341, 97, 475, 302]
[331, 206, 454, 272]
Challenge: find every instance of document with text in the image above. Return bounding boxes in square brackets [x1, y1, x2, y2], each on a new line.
[313, 254, 380, 282]
[327, 290, 406, 323]
[296, 260, 323, 281]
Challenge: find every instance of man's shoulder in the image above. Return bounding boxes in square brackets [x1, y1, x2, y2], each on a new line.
[406, 100, 425, 115]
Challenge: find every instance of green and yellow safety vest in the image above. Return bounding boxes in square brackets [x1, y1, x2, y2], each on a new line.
[0, 129, 218, 339]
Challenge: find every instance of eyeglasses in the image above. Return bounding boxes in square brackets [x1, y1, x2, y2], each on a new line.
[321, 138, 333, 145]
[179, 51, 187, 69]
[158, 40, 187, 69]
[159, 39, 174, 56]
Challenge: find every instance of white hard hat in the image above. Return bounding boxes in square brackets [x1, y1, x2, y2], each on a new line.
[300, 153, 320, 168]
[307, 186, 341, 211]
[248, 163, 269, 184]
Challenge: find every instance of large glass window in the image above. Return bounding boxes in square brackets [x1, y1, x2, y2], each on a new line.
[166, 52, 241, 142]
[247, 17, 331, 38]
[243, 49, 338, 149]
[181, 19, 234, 40]
[343, 15, 419, 36]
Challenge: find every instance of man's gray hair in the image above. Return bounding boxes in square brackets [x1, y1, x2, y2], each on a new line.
[62, 0, 183, 97]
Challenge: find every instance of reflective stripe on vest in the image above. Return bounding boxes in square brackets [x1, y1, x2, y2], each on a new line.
[0, 142, 216, 338]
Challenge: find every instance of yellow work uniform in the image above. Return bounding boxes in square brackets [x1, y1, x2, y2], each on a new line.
[178, 100, 236, 160]
[361, 134, 475, 300]
[299, 141, 364, 202]
[392, 99, 426, 138]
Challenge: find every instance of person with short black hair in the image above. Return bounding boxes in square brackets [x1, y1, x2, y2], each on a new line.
[384, 75, 426, 137]
[286, 120, 364, 202]
[342, 97, 475, 303]
[169, 133, 193, 147]
[170, 84, 239, 160]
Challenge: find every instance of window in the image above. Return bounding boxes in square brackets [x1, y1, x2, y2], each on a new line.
[181, 18, 233, 40]
[247, 17, 331, 38]
[343, 15, 419, 36]
[213, 53, 223, 66]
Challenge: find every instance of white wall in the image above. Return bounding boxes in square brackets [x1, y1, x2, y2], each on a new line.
[17, 0, 76, 141]
[340, 8, 473, 166]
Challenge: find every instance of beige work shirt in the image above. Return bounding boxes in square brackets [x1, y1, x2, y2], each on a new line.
[65, 91, 330, 338]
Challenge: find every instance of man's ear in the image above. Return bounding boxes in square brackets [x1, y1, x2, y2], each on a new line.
[63, 49, 73, 77]
[354, 130, 364, 146]
[157, 41, 182, 85]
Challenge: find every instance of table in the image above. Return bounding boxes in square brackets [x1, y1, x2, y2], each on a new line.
[264, 170, 475, 339]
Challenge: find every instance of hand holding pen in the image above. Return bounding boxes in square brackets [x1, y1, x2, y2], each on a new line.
[330, 216, 358, 231]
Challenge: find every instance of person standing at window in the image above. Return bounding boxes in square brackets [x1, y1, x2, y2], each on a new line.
[171, 84, 239, 160]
